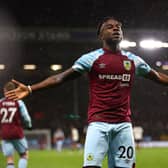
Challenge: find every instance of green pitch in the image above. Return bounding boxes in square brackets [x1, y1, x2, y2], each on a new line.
[0, 148, 168, 168]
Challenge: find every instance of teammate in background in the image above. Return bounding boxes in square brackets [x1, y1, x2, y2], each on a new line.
[53, 128, 65, 152]
[5, 17, 168, 168]
[0, 82, 32, 168]
[133, 126, 144, 149]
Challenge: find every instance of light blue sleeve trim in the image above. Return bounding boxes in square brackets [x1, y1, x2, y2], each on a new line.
[121, 50, 151, 76]
[72, 48, 104, 74]
[18, 100, 32, 128]
[0, 98, 5, 102]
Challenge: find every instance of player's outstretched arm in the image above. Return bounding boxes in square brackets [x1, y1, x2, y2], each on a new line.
[145, 69, 168, 85]
[5, 68, 81, 100]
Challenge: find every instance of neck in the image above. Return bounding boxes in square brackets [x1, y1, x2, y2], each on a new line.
[103, 41, 121, 53]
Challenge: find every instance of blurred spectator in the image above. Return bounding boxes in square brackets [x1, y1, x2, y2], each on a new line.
[53, 128, 65, 152]
[133, 126, 144, 149]
[70, 125, 79, 150]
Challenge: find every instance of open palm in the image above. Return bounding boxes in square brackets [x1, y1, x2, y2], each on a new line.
[5, 79, 30, 100]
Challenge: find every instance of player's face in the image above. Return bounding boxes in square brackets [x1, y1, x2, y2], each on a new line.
[99, 19, 123, 43]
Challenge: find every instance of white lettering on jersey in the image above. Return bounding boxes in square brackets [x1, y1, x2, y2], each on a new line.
[98, 74, 131, 82]
[0, 107, 17, 123]
[2, 101, 15, 106]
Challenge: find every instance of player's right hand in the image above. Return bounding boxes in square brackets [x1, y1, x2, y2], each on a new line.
[5, 79, 30, 100]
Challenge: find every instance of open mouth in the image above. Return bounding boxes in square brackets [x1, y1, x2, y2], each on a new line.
[112, 32, 120, 36]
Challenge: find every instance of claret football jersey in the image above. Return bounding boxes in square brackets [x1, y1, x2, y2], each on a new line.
[0, 98, 31, 139]
[72, 48, 151, 123]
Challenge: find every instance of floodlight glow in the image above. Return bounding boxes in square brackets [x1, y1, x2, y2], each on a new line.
[120, 40, 136, 48]
[162, 64, 168, 70]
[23, 64, 36, 70]
[50, 64, 62, 71]
[155, 61, 162, 67]
[139, 40, 168, 49]
[162, 42, 168, 48]
[0, 64, 5, 70]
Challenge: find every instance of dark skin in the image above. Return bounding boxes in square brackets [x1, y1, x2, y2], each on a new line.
[5, 18, 168, 101]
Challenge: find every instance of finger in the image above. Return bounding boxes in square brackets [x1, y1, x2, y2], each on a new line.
[11, 79, 22, 86]
[5, 95, 18, 100]
[13, 98, 20, 101]
[5, 91, 17, 97]
[4, 90, 16, 95]
[4, 92, 18, 98]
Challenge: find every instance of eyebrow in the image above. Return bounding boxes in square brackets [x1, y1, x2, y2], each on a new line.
[101, 22, 122, 31]
[105, 22, 122, 27]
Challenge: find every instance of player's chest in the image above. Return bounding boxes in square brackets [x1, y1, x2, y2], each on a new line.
[92, 54, 135, 74]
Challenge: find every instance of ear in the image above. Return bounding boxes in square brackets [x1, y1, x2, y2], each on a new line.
[98, 32, 103, 41]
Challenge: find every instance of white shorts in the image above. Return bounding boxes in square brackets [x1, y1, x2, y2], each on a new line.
[83, 122, 135, 168]
[2, 137, 28, 156]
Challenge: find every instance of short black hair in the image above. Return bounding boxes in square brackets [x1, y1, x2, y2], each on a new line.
[97, 16, 120, 36]
[4, 81, 17, 92]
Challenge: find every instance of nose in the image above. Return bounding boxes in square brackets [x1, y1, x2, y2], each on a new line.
[113, 26, 119, 31]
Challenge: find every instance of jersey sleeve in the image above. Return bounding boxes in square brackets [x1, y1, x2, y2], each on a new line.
[134, 56, 151, 76]
[72, 48, 104, 74]
[72, 54, 91, 74]
[18, 100, 32, 128]
[122, 50, 152, 76]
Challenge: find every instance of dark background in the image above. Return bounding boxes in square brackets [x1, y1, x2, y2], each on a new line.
[1, 0, 168, 29]
[0, 0, 168, 140]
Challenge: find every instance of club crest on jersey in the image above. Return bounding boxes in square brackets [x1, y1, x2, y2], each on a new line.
[99, 63, 106, 68]
[123, 60, 131, 71]
[87, 153, 94, 161]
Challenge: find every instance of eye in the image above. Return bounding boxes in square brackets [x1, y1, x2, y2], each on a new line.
[106, 25, 113, 29]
